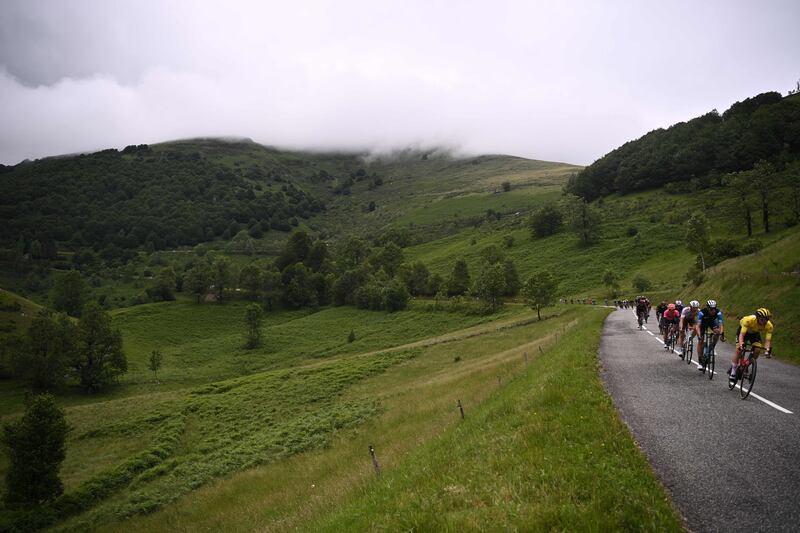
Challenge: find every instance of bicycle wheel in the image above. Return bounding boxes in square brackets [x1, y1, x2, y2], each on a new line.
[685, 337, 694, 365]
[706, 338, 715, 380]
[740, 357, 757, 399]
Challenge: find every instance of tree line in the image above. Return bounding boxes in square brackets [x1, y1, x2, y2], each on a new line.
[566, 91, 800, 201]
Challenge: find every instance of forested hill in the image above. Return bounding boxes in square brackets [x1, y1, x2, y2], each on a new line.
[0, 139, 577, 264]
[0, 140, 358, 257]
[566, 91, 800, 200]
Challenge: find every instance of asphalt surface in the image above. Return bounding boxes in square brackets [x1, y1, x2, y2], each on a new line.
[599, 308, 800, 533]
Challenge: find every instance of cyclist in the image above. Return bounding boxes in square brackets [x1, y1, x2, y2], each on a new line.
[728, 308, 774, 385]
[660, 303, 681, 348]
[697, 299, 724, 373]
[677, 300, 702, 359]
[635, 296, 649, 328]
[656, 300, 668, 323]
[674, 299, 684, 314]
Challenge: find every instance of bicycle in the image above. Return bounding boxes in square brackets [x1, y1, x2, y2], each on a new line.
[664, 324, 679, 352]
[683, 331, 695, 365]
[728, 343, 766, 399]
[699, 330, 717, 380]
[637, 310, 646, 329]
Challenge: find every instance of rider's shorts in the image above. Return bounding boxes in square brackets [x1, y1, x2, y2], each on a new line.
[700, 319, 722, 335]
[660, 317, 678, 329]
[736, 326, 762, 346]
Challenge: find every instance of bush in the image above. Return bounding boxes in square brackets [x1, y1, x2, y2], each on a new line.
[741, 240, 764, 255]
[632, 273, 652, 292]
[627, 226, 639, 237]
[529, 204, 563, 238]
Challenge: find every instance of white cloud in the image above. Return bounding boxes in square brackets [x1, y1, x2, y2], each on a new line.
[1, 0, 798, 165]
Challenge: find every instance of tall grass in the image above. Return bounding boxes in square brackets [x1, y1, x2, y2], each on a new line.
[111, 307, 681, 532]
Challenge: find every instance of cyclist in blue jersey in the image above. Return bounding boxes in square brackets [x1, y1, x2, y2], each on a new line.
[697, 299, 724, 373]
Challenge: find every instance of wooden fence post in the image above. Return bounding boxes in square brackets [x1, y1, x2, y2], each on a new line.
[369, 445, 381, 477]
[457, 399, 465, 419]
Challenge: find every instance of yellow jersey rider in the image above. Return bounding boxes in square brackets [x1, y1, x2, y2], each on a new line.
[728, 308, 773, 385]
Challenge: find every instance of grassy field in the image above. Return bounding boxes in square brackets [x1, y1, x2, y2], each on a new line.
[0, 300, 531, 530]
[104, 306, 681, 532]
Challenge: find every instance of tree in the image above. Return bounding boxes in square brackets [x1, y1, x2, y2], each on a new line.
[632, 273, 653, 293]
[382, 280, 410, 312]
[473, 263, 507, 311]
[564, 194, 602, 245]
[751, 160, 775, 233]
[399, 261, 430, 296]
[502, 259, 521, 296]
[51, 270, 87, 317]
[2, 394, 68, 507]
[602, 269, 620, 297]
[332, 268, 367, 306]
[239, 264, 262, 300]
[447, 259, 471, 296]
[337, 237, 368, 270]
[370, 243, 404, 278]
[479, 245, 505, 265]
[212, 257, 233, 303]
[306, 241, 330, 272]
[151, 266, 176, 301]
[259, 267, 282, 311]
[282, 263, 316, 308]
[276, 230, 312, 271]
[529, 203, 563, 238]
[786, 161, 800, 224]
[72, 302, 126, 393]
[686, 213, 711, 271]
[148, 350, 163, 383]
[522, 270, 558, 320]
[727, 172, 754, 236]
[13, 310, 76, 390]
[244, 304, 263, 348]
[184, 263, 212, 303]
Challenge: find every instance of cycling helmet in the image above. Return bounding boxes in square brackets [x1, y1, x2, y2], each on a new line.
[675, 300, 682, 306]
[667, 303, 676, 310]
[707, 299, 717, 308]
[756, 307, 772, 319]
[690, 300, 700, 308]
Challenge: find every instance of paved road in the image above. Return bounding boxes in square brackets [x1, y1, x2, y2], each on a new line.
[600, 308, 800, 533]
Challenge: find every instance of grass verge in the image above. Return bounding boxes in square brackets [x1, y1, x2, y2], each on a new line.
[312, 307, 682, 531]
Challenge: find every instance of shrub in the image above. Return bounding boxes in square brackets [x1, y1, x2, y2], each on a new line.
[741, 240, 764, 255]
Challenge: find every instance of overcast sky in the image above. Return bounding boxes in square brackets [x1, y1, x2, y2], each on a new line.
[1, 0, 798, 166]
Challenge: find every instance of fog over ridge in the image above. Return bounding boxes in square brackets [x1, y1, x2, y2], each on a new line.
[1, 0, 798, 166]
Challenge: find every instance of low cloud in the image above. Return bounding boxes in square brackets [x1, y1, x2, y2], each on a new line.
[1, 0, 798, 165]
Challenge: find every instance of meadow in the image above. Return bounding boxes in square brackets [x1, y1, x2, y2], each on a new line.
[101, 306, 681, 532]
[0, 299, 536, 530]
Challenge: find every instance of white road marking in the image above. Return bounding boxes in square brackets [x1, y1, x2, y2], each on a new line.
[627, 309, 793, 415]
